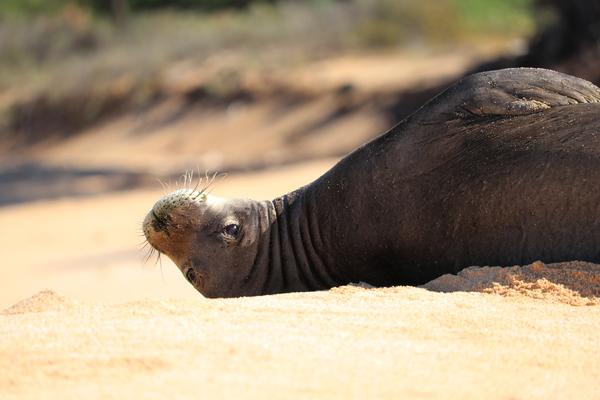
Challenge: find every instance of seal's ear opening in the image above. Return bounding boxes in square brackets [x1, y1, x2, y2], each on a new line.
[409, 68, 600, 124]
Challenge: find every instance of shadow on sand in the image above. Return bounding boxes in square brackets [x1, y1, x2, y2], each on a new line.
[0, 162, 155, 206]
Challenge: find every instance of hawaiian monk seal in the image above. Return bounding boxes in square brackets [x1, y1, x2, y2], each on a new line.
[143, 68, 600, 298]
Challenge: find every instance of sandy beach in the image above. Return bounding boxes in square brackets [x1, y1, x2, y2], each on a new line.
[2, 282, 599, 400]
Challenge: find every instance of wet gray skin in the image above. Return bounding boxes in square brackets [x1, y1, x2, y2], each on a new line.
[144, 68, 600, 298]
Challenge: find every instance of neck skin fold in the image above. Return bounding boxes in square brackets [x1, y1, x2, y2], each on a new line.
[242, 190, 343, 295]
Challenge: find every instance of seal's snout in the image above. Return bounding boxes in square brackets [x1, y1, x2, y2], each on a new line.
[152, 189, 207, 217]
[142, 188, 208, 248]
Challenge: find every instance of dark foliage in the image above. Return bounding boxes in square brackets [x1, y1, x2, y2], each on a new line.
[84, 0, 277, 13]
[525, 0, 600, 65]
[389, 0, 600, 126]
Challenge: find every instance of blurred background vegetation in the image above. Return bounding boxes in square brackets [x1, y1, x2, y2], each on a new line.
[0, 0, 599, 202]
[0, 0, 536, 87]
[0, 0, 534, 135]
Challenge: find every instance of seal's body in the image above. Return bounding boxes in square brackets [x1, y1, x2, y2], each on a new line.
[143, 68, 600, 298]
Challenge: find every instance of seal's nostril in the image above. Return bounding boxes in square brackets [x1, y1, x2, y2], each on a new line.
[151, 210, 169, 232]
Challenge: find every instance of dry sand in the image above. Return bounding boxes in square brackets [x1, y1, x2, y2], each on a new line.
[2, 282, 599, 400]
[1, 159, 599, 399]
[424, 260, 600, 306]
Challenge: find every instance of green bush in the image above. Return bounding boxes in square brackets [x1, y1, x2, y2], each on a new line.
[0, 0, 72, 16]
[455, 0, 534, 34]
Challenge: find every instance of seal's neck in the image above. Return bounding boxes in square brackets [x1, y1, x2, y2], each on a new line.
[243, 190, 342, 295]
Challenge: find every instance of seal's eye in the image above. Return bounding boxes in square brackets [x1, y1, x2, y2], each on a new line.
[222, 224, 240, 238]
[185, 268, 196, 283]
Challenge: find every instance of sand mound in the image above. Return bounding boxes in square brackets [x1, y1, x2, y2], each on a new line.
[423, 261, 600, 306]
[2, 290, 80, 315]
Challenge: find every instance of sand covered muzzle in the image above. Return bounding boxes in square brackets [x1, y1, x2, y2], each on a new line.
[143, 189, 208, 239]
[143, 188, 207, 235]
[142, 188, 208, 263]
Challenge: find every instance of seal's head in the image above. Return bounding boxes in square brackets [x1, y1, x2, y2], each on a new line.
[143, 189, 266, 298]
